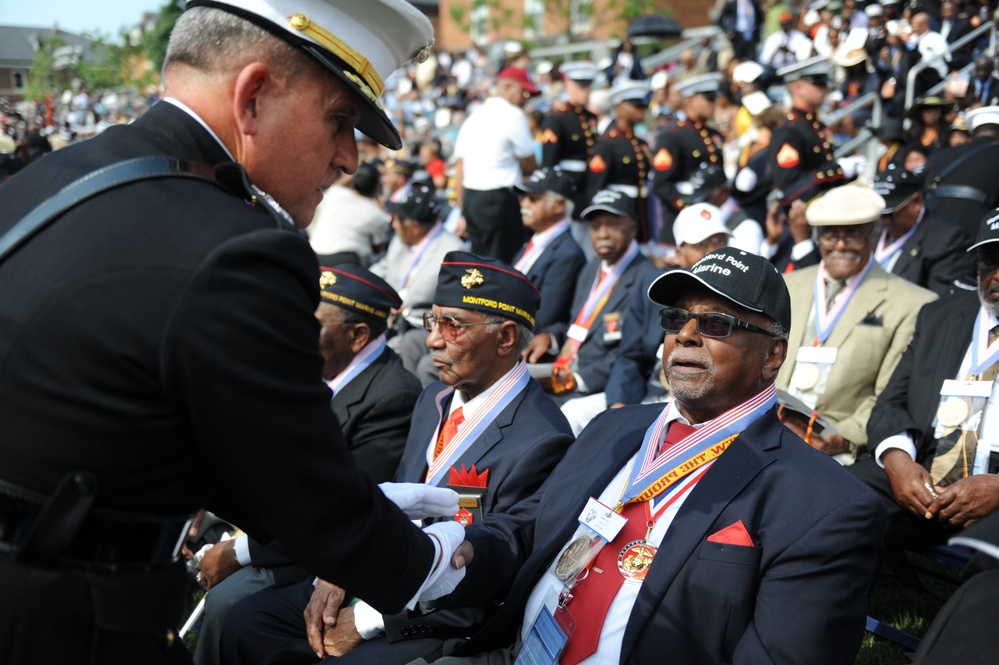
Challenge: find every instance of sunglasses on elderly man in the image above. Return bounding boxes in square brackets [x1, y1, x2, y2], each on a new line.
[659, 307, 778, 339]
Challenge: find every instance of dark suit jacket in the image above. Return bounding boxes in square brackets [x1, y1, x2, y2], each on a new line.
[513, 228, 587, 333]
[381, 377, 574, 645]
[0, 101, 432, 613]
[718, 0, 764, 42]
[604, 270, 666, 406]
[546, 251, 658, 394]
[448, 404, 886, 664]
[867, 292, 978, 464]
[247, 346, 421, 583]
[885, 213, 975, 297]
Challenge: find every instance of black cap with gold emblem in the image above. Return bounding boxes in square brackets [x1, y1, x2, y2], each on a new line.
[319, 263, 401, 321]
[185, 0, 434, 150]
[433, 252, 541, 329]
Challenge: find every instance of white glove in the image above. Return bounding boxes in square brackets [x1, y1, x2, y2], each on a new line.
[839, 155, 866, 180]
[379, 482, 460, 520]
[674, 180, 694, 196]
[407, 521, 467, 609]
[734, 167, 758, 193]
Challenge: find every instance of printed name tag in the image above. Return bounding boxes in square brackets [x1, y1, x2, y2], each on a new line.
[578, 497, 627, 542]
[567, 324, 588, 343]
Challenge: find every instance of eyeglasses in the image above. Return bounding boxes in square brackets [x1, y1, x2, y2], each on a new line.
[687, 233, 729, 250]
[816, 226, 872, 246]
[659, 307, 778, 338]
[423, 312, 495, 341]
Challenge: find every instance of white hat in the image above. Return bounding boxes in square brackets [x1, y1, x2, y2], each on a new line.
[742, 90, 772, 116]
[561, 61, 598, 82]
[536, 60, 554, 75]
[186, 0, 434, 151]
[650, 70, 670, 91]
[504, 40, 523, 55]
[673, 203, 732, 246]
[966, 105, 999, 132]
[675, 73, 724, 98]
[806, 184, 886, 226]
[865, 3, 883, 16]
[732, 61, 764, 86]
[833, 44, 867, 67]
[609, 79, 649, 105]
[778, 55, 832, 83]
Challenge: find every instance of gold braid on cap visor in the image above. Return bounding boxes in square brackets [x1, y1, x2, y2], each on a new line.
[288, 13, 384, 98]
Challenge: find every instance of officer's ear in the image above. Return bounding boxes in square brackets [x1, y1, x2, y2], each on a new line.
[232, 62, 273, 135]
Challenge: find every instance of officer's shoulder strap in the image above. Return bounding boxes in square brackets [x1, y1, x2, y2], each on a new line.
[0, 156, 255, 267]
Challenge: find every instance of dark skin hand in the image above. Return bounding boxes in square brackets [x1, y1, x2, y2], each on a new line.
[882, 449, 938, 520]
[198, 538, 242, 590]
[782, 417, 852, 455]
[935, 474, 999, 528]
[323, 605, 363, 657]
[306, 579, 346, 658]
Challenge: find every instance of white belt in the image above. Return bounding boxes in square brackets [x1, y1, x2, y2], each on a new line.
[558, 160, 587, 172]
[607, 184, 639, 197]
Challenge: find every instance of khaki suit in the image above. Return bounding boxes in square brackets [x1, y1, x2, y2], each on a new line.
[778, 262, 936, 445]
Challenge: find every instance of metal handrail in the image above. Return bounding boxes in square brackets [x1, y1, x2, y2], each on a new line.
[827, 91, 883, 182]
[904, 19, 997, 112]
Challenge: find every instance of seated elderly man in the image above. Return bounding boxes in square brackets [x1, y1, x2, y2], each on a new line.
[778, 184, 937, 459]
[560, 203, 732, 434]
[194, 264, 423, 665]
[221, 253, 575, 665]
[512, 168, 587, 334]
[853, 208, 999, 550]
[523, 189, 657, 400]
[415, 248, 885, 665]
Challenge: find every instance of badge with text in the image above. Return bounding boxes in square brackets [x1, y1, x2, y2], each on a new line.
[514, 588, 575, 665]
[789, 346, 838, 409]
[548, 498, 626, 584]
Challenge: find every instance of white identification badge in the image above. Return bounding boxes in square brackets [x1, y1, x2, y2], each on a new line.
[515, 588, 575, 665]
[789, 346, 838, 409]
[567, 324, 588, 343]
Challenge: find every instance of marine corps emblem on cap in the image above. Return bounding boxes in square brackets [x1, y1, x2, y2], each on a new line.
[319, 270, 337, 288]
[461, 269, 485, 289]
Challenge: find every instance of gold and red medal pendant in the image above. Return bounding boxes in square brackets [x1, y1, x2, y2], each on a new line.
[618, 538, 657, 581]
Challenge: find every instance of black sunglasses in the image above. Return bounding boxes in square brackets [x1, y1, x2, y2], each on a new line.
[659, 307, 778, 339]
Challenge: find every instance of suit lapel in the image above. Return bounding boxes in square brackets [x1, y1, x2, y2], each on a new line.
[584, 255, 644, 342]
[824, 265, 889, 348]
[620, 413, 779, 660]
[891, 221, 927, 277]
[331, 348, 388, 424]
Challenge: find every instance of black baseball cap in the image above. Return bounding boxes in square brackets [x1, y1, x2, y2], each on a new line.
[968, 207, 999, 252]
[514, 167, 577, 200]
[384, 183, 441, 226]
[873, 164, 923, 213]
[580, 189, 638, 221]
[648, 247, 792, 333]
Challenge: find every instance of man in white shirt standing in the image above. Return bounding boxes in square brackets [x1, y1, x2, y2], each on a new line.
[454, 67, 539, 262]
[854, 207, 999, 550]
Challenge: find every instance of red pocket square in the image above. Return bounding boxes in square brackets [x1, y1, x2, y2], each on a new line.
[706, 520, 755, 547]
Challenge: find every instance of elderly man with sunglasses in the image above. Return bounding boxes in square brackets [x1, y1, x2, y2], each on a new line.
[409, 247, 885, 665]
[221, 252, 574, 665]
[778, 184, 936, 460]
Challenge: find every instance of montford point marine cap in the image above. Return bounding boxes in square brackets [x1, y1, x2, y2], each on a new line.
[580, 189, 638, 221]
[873, 164, 923, 213]
[560, 61, 598, 84]
[966, 105, 999, 132]
[673, 203, 732, 246]
[186, 0, 434, 151]
[609, 79, 650, 106]
[778, 55, 832, 85]
[968, 207, 999, 252]
[648, 247, 792, 333]
[384, 182, 441, 225]
[383, 158, 416, 177]
[497, 67, 541, 95]
[681, 162, 728, 204]
[433, 251, 540, 329]
[732, 61, 764, 86]
[806, 184, 886, 226]
[318, 263, 401, 320]
[675, 73, 724, 99]
[514, 167, 577, 200]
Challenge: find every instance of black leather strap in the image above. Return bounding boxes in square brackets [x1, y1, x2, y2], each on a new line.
[0, 156, 221, 265]
[925, 184, 989, 205]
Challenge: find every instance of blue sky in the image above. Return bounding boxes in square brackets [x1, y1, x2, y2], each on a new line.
[0, 1, 164, 37]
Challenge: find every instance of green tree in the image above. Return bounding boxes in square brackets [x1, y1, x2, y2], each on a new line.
[143, 0, 185, 75]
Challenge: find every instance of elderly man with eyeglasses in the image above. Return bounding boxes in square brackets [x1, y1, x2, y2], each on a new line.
[399, 247, 885, 665]
[778, 184, 937, 460]
[221, 252, 574, 665]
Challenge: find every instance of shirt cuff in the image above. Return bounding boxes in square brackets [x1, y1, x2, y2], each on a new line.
[353, 601, 386, 639]
[790, 239, 815, 261]
[233, 534, 251, 566]
[875, 433, 917, 468]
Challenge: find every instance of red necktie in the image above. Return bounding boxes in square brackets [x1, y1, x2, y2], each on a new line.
[560, 420, 692, 665]
[433, 407, 464, 460]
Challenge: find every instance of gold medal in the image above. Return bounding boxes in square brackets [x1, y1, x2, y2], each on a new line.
[554, 535, 592, 581]
[618, 540, 657, 581]
[937, 397, 970, 428]
[792, 363, 821, 392]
